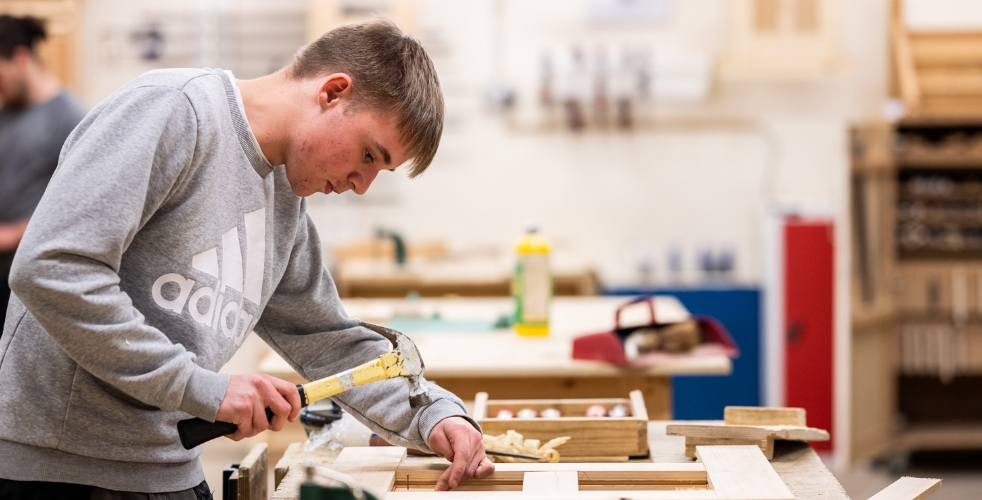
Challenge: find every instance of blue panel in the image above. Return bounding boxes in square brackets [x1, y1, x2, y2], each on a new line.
[605, 286, 761, 420]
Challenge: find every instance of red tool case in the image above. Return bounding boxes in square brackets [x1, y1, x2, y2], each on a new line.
[571, 296, 739, 367]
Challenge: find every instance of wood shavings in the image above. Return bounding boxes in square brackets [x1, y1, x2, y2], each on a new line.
[482, 430, 570, 463]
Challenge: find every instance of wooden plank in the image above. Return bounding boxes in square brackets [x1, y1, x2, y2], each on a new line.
[685, 437, 774, 460]
[910, 33, 982, 66]
[667, 423, 829, 443]
[237, 443, 268, 500]
[522, 471, 579, 493]
[330, 446, 407, 498]
[274, 443, 303, 490]
[696, 445, 793, 500]
[270, 467, 305, 500]
[385, 491, 720, 500]
[918, 68, 982, 97]
[867, 476, 941, 500]
[724, 407, 806, 427]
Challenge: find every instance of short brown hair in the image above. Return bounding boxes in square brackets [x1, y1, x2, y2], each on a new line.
[0, 15, 46, 60]
[290, 19, 443, 177]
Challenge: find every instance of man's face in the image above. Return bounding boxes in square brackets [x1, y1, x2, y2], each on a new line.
[284, 101, 409, 197]
[0, 53, 30, 109]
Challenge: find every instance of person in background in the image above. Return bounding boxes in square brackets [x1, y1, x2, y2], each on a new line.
[0, 14, 86, 332]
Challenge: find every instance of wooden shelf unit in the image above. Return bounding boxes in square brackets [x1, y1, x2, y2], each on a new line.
[851, 120, 982, 464]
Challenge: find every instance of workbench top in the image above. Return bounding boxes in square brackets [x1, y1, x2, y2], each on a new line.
[259, 296, 732, 380]
[271, 421, 849, 500]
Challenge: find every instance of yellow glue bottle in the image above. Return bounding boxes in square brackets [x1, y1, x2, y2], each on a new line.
[512, 222, 552, 336]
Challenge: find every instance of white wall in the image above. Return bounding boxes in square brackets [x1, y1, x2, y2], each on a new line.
[74, 0, 890, 288]
[302, 0, 879, 288]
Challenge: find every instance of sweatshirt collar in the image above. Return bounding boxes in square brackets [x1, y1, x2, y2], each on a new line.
[219, 69, 275, 178]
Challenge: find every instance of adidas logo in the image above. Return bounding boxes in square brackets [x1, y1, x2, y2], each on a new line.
[151, 207, 265, 347]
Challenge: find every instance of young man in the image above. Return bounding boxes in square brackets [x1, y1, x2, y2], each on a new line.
[0, 19, 492, 499]
[0, 15, 86, 332]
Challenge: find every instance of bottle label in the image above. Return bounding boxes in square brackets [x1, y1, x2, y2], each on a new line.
[519, 254, 550, 323]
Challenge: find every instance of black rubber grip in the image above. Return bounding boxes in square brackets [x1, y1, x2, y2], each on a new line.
[178, 407, 275, 449]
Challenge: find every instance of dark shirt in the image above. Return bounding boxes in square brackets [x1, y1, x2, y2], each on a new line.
[0, 91, 85, 223]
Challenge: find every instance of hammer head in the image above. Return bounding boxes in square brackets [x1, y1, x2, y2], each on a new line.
[359, 321, 433, 408]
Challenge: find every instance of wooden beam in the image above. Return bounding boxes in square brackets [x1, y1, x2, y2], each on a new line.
[724, 407, 806, 427]
[237, 443, 268, 500]
[867, 477, 942, 500]
[696, 445, 793, 500]
[522, 471, 580, 493]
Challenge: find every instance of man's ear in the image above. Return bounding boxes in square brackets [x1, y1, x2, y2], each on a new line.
[318, 73, 353, 109]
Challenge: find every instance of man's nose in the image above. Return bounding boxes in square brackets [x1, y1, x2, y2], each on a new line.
[351, 167, 379, 195]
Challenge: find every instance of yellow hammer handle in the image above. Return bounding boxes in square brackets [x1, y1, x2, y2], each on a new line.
[301, 351, 403, 405]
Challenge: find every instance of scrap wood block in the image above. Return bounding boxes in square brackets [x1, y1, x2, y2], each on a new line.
[724, 406, 806, 427]
[867, 476, 941, 500]
[667, 406, 829, 460]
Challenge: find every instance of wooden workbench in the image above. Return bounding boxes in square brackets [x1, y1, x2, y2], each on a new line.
[270, 421, 849, 500]
[258, 297, 733, 420]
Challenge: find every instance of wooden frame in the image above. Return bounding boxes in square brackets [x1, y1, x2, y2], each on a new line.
[272, 445, 795, 499]
[472, 390, 649, 460]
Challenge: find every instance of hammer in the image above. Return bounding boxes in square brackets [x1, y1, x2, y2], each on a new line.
[178, 321, 431, 449]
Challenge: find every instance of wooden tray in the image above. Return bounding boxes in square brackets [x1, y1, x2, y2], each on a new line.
[470, 390, 649, 460]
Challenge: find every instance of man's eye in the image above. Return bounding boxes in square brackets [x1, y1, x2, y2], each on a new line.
[365, 150, 374, 162]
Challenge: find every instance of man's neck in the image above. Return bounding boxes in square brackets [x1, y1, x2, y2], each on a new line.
[236, 70, 300, 167]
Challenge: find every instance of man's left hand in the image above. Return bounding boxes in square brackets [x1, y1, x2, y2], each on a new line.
[426, 416, 495, 490]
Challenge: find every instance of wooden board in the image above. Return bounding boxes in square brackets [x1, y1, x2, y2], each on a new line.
[236, 443, 268, 500]
[724, 407, 805, 427]
[696, 446, 793, 500]
[867, 476, 941, 500]
[685, 436, 774, 460]
[522, 471, 579, 493]
[667, 423, 829, 443]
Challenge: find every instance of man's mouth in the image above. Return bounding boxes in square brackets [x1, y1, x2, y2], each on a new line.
[324, 181, 334, 194]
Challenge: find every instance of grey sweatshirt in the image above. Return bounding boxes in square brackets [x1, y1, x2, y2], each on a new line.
[0, 68, 469, 492]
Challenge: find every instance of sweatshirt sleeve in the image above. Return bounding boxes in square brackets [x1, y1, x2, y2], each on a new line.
[254, 208, 478, 451]
[8, 84, 230, 421]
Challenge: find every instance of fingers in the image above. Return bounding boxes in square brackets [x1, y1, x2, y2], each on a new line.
[428, 417, 491, 491]
[270, 376, 302, 423]
[475, 457, 495, 479]
[218, 374, 298, 439]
